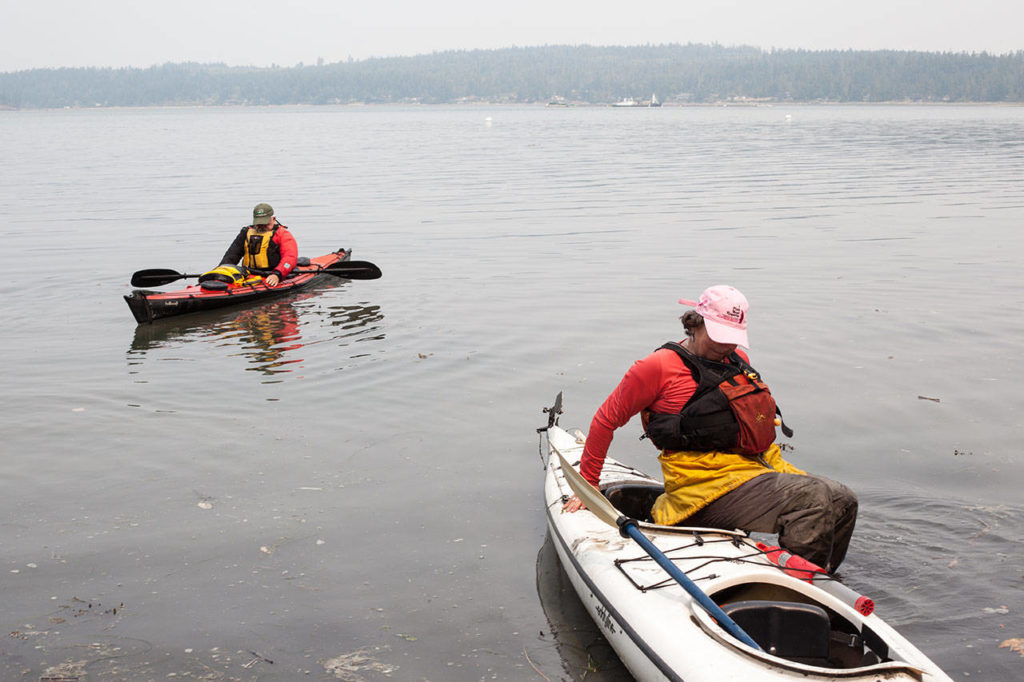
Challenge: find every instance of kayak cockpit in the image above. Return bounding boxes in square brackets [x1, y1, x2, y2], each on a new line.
[602, 480, 664, 521]
[709, 581, 886, 670]
[721, 599, 835, 665]
[688, 576, 935, 679]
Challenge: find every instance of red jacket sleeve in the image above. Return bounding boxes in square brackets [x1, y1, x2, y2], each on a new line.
[272, 228, 299, 279]
[579, 354, 666, 486]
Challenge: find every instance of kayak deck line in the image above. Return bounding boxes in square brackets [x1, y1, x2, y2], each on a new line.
[612, 534, 768, 592]
[540, 394, 953, 681]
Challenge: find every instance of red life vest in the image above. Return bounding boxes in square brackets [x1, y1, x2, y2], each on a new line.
[643, 342, 791, 454]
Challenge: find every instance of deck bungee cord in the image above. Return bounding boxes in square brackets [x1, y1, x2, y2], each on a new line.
[610, 534, 875, 615]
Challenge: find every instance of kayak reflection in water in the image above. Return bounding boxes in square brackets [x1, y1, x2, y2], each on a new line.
[219, 203, 299, 288]
[563, 284, 858, 574]
[127, 296, 307, 375]
[234, 303, 305, 375]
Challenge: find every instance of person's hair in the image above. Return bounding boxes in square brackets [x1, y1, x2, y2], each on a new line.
[680, 310, 704, 338]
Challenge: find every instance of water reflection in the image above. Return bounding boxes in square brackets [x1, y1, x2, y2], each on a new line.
[127, 287, 385, 380]
[535, 532, 630, 680]
[227, 302, 305, 375]
[323, 298, 388, 346]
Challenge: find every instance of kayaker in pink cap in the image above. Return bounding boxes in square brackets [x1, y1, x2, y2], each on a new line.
[564, 284, 858, 573]
[678, 284, 749, 349]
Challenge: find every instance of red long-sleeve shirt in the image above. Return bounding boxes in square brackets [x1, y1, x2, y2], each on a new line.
[579, 344, 750, 485]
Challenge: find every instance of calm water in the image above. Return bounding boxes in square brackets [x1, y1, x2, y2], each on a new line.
[1, 104, 1022, 680]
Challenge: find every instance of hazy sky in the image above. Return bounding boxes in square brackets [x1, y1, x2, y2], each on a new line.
[2, 0, 1020, 72]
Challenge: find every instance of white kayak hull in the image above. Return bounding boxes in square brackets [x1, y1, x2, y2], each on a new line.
[541, 419, 952, 681]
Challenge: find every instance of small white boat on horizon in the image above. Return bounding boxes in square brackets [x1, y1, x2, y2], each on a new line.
[613, 94, 662, 107]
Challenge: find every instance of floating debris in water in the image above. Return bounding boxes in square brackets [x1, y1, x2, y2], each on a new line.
[983, 605, 1009, 614]
[323, 647, 397, 680]
[41, 659, 87, 680]
[243, 649, 274, 668]
[1000, 638, 1024, 656]
[917, 395, 941, 403]
[197, 501, 213, 510]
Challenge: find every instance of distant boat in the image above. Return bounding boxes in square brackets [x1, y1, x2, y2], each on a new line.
[613, 95, 662, 107]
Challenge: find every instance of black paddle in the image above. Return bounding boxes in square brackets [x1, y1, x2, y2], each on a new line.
[130, 268, 201, 287]
[130, 260, 382, 287]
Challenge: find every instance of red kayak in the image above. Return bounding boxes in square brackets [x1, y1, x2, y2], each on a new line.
[125, 248, 374, 324]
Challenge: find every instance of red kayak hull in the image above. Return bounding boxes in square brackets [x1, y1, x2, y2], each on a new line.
[125, 248, 351, 324]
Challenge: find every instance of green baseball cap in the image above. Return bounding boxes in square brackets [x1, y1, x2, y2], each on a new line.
[252, 203, 274, 226]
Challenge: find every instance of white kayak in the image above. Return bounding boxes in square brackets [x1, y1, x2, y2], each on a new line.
[539, 396, 952, 682]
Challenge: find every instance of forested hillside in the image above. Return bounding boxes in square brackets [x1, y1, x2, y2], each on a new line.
[2, 44, 1021, 108]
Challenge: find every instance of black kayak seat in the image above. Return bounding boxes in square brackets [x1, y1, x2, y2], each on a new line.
[721, 600, 831, 662]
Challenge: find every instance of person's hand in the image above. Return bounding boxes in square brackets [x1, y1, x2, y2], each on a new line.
[265, 273, 280, 287]
[562, 495, 588, 513]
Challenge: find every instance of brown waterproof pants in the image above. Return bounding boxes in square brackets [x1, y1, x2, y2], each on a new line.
[684, 472, 858, 573]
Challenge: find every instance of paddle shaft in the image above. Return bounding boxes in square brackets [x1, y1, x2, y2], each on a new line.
[618, 519, 761, 650]
[550, 442, 761, 651]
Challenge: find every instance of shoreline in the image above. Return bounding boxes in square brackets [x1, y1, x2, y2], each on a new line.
[3, 100, 1024, 113]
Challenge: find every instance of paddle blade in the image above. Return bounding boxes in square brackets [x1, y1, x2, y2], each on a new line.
[550, 443, 623, 528]
[130, 268, 187, 287]
[322, 260, 382, 280]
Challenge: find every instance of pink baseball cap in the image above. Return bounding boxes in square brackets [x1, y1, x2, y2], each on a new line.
[679, 285, 750, 348]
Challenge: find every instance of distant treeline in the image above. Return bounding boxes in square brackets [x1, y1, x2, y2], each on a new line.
[2, 44, 1023, 108]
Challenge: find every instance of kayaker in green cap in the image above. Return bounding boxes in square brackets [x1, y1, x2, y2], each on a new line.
[220, 203, 299, 287]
